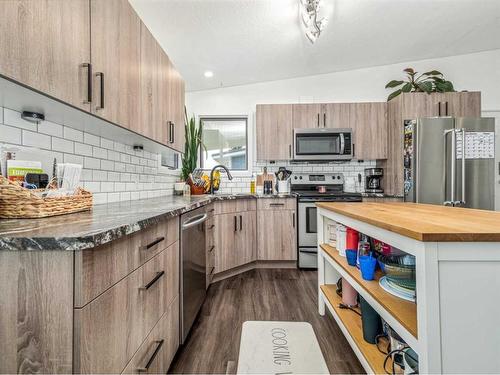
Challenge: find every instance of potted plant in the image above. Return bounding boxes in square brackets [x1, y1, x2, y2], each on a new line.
[180, 109, 206, 194]
[385, 68, 455, 101]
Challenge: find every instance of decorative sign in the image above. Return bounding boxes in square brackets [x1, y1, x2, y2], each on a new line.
[456, 131, 495, 159]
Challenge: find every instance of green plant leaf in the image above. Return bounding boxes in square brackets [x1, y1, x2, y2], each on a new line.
[385, 80, 404, 88]
[443, 80, 455, 92]
[401, 82, 412, 93]
[403, 68, 415, 75]
[387, 89, 402, 101]
[423, 70, 443, 76]
[417, 81, 433, 93]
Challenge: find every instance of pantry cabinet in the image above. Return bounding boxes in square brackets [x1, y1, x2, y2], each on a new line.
[382, 92, 481, 195]
[0, 0, 91, 111]
[256, 104, 293, 160]
[90, 0, 141, 129]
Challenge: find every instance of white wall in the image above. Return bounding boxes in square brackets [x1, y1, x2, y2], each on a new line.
[186, 49, 500, 112]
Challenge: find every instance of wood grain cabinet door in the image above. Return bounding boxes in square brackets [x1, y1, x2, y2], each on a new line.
[236, 211, 257, 265]
[256, 104, 293, 160]
[349, 102, 388, 160]
[169, 68, 186, 152]
[257, 209, 296, 261]
[0, 0, 91, 111]
[292, 104, 323, 129]
[322, 103, 351, 129]
[214, 213, 237, 273]
[90, 0, 141, 128]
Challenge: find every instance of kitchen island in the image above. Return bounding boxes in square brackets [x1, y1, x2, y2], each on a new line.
[316, 202, 500, 374]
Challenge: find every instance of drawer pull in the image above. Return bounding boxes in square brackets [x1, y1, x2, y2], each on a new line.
[270, 203, 285, 207]
[140, 271, 165, 290]
[208, 224, 215, 229]
[141, 236, 165, 250]
[137, 339, 164, 372]
[208, 245, 215, 253]
[210, 266, 215, 275]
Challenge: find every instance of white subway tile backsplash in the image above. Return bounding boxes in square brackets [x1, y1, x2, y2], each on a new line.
[64, 154, 84, 165]
[4, 108, 38, 131]
[0, 124, 22, 144]
[38, 121, 63, 137]
[84, 132, 100, 146]
[0, 108, 179, 204]
[100, 159, 114, 171]
[100, 137, 114, 150]
[23, 130, 50, 149]
[52, 137, 74, 153]
[92, 170, 107, 181]
[74, 142, 93, 156]
[92, 146, 108, 159]
[63, 127, 84, 142]
[84, 157, 100, 169]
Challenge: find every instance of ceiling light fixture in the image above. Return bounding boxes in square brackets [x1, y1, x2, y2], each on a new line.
[204, 71, 214, 78]
[299, 0, 328, 44]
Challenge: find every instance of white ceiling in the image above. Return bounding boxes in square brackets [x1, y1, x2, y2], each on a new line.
[129, 0, 500, 92]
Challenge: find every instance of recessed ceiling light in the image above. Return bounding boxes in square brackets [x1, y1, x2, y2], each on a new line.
[204, 71, 213, 78]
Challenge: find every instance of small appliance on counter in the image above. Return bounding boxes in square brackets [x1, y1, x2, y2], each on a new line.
[364, 168, 383, 193]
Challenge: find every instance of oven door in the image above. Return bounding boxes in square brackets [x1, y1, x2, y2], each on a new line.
[293, 128, 352, 160]
[298, 201, 318, 247]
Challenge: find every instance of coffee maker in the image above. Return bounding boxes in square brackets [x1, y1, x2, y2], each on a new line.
[364, 168, 383, 193]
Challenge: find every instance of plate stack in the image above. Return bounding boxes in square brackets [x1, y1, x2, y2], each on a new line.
[378, 253, 416, 302]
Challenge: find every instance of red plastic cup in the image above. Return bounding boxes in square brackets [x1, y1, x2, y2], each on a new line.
[346, 227, 359, 249]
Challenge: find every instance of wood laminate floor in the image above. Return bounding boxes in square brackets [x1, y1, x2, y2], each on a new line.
[169, 268, 364, 374]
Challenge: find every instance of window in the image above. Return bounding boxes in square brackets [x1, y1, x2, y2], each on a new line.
[200, 117, 248, 171]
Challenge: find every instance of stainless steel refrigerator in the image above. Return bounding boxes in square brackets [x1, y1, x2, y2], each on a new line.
[403, 117, 495, 209]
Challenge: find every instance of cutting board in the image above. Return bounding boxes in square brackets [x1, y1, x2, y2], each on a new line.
[256, 171, 274, 186]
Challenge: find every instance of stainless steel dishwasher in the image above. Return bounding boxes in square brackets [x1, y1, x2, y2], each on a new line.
[180, 206, 207, 344]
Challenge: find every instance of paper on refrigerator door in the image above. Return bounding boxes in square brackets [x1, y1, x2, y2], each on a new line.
[456, 131, 495, 159]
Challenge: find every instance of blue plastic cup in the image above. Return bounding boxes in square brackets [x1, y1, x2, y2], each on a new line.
[359, 255, 377, 281]
[345, 249, 358, 266]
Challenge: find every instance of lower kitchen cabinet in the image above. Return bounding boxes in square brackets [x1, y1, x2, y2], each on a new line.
[214, 211, 256, 273]
[257, 202, 297, 261]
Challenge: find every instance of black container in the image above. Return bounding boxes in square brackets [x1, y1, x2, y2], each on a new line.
[359, 296, 382, 344]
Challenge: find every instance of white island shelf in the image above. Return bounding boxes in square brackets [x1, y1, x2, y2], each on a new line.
[317, 202, 500, 374]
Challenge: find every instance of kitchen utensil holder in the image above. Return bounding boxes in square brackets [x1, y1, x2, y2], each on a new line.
[0, 175, 92, 219]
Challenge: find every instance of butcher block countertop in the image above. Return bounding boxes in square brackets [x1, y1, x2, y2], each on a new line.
[316, 202, 500, 242]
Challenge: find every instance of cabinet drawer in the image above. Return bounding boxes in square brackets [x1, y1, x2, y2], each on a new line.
[122, 297, 179, 374]
[74, 242, 179, 374]
[257, 198, 296, 210]
[74, 217, 179, 307]
[215, 199, 256, 214]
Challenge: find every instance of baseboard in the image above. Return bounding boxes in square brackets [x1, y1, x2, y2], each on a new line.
[212, 260, 297, 283]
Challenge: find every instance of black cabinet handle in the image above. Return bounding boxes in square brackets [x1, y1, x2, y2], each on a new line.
[168, 121, 175, 144]
[209, 245, 215, 253]
[317, 113, 320, 127]
[293, 212, 295, 228]
[234, 216, 237, 232]
[289, 144, 291, 158]
[139, 271, 165, 290]
[270, 203, 285, 207]
[140, 236, 165, 251]
[96, 72, 104, 110]
[208, 224, 215, 229]
[323, 113, 326, 127]
[438, 102, 441, 116]
[82, 63, 92, 104]
[445, 101, 449, 116]
[239, 215, 242, 231]
[137, 340, 164, 372]
[209, 266, 215, 275]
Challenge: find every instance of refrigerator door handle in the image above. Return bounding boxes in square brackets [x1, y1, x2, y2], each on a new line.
[443, 129, 456, 206]
[457, 128, 466, 206]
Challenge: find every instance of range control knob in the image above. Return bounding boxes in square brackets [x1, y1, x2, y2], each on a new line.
[337, 176, 341, 179]
[294, 176, 298, 180]
[299, 176, 303, 180]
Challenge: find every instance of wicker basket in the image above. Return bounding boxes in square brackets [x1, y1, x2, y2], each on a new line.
[0, 175, 92, 219]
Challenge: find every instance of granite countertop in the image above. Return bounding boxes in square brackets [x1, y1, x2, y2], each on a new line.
[0, 193, 296, 251]
[360, 192, 404, 198]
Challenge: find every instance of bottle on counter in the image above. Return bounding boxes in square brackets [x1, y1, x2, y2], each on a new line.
[250, 173, 256, 194]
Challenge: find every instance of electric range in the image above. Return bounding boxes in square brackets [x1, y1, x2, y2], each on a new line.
[291, 173, 362, 269]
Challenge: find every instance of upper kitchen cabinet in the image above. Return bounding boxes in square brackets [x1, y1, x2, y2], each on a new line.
[139, 22, 163, 141]
[322, 103, 351, 129]
[349, 102, 388, 160]
[292, 103, 323, 128]
[90, 0, 141, 129]
[168, 67, 186, 153]
[256, 104, 293, 160]
[0, 0, 91, 111]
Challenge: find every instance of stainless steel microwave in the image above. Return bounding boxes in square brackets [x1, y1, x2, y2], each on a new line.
[293, 128, 353, 161]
